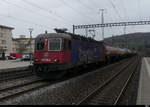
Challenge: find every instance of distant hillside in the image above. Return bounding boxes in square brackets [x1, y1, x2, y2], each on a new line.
[103, 32, 150, 56]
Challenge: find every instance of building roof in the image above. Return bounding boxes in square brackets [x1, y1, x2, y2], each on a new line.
[12, 38, 35, 41]
[0, 25, 14, 30]
[37, 33, 72, 39]
[36, 33, 101, 43]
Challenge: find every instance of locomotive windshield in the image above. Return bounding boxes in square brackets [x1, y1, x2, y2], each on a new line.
[36, 39, 45, 51]
[49, 38, 62, 51]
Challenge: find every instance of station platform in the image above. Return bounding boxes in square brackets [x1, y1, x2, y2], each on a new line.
[0, 60, 32, 70]
[137, 57, 150, 105]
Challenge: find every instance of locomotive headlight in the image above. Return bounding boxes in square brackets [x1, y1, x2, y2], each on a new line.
[35, 58, 39, 62]
[45, 39, 48, 42]
[54, 59, 57, 62]
[54, 59, 59, 63]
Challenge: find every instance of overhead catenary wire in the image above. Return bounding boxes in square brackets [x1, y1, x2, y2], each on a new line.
[87, 0, 100, 8]
[107, 0, 123, 21]
[77, 0, 97, 13]
[98, 0, 118, 23]
[87, 0, 110, 23]
[0, 0, 146, 39]
[137, 0, 141, 20]
[0, 14, 52, 28]
[118, 0, 129, 21]
[86, 0, 121, 24]
[1, 0, 72, 26]
[58, 0, 95, 23]
[58, 0, 98, 35]
[68, 0, 101, 34]
[21, 0, 73, 25]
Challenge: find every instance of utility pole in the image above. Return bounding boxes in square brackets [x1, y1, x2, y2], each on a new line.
[73, 25, 75, 34]
[123, 25, 128, 48]
[124, 25, 126, 36]
[85, 28, 88, 37]
[100, 9, 106, 40]
[28, 28, 34, 65]
[112, 34, 114, 46]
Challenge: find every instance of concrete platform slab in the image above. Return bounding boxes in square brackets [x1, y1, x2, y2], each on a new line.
[137, 57, 150, 105]
[0, 60, 32, 70]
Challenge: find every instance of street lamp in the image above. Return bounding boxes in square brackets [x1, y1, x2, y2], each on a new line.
[28, 28, 34, 64]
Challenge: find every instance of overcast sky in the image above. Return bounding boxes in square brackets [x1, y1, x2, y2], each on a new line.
[0, 0, 150, 40]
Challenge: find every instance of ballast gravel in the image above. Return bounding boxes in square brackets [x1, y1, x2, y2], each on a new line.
[0, 66, 119, 105]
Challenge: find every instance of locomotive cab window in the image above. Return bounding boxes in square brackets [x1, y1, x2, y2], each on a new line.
[36, 39, 45, 51]
[49, 38, 62, 51]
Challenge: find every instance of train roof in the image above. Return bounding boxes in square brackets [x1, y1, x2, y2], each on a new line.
[36, 33, 72, 39]
[36, 32, 102, 43]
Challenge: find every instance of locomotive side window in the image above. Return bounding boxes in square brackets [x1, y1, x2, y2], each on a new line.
[36, 39, 45, 51]
[68, 40, 72, 50]
[63, 39, 67, 50]
[49, 38, 62, 51]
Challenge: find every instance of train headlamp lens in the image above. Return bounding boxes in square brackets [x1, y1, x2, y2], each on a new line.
[54, 59, 59, 63]
[35, 59, 39, 62]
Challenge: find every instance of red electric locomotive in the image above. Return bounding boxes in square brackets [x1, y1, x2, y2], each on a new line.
[33, 29, 137, 79]
[34, 29, 107, 79]
[34, 32, 73, 78]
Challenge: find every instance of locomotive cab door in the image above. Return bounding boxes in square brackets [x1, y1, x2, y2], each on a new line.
[63, 39, 72, 63]
[67, 40, 72, 63]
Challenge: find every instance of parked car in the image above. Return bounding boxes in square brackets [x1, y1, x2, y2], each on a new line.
[15, 58, 22, 61]
[6, 56, 16, 60]
[21, 55, 34, 61]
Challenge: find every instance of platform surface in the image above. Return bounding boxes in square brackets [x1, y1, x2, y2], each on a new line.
[0, 60, 32, 70]
[137, 57, 150, 105]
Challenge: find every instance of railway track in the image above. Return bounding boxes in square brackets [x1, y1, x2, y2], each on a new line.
[0, 56, 132, 83]
[77, 56, 141, 105]
[115, 57, 142, 105]
[0, 78, 49, 102]
[0, 67, 34, 82]
[0, 56, 139, 104]
[0, 76, 42, 92]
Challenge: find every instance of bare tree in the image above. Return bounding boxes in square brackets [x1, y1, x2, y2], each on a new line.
[0, 46, 3, 53]
[0, 46, 5, 60]
[17, 40, 27, 58]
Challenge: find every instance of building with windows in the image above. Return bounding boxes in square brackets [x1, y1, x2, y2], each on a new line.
[12, 35, 35, 58]
[0, 25, 14, 59]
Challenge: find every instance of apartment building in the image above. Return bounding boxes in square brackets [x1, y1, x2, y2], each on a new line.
[12, 35, 35, 57]
[0, 25, 14, 58]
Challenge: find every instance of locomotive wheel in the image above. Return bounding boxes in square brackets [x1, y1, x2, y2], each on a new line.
[41, 71, 67, 80]
[53, 71, 67, 79]
[35, 66, 43, 76]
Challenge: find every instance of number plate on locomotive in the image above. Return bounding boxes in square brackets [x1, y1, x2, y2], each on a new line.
[41, 59, 51, 61]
